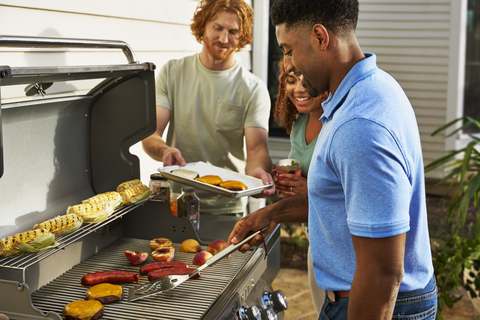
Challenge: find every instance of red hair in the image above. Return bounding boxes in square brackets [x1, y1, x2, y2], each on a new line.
[190, 0, 254, 51]
[274, 60, 298, 134]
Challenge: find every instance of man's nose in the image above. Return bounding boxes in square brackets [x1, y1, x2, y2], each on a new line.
[219, 30, 229, 43]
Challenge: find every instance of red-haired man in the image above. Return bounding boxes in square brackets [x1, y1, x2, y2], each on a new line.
[142, 0, 275, 216]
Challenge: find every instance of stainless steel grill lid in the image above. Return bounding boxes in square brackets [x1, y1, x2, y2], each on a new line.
[31, 237, 255, 320]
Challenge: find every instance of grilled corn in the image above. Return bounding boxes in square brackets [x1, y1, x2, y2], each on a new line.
[116, 179, 142, 192]
[67, 202, 112, 224]
[120, 184, 151, 205]
[83, 191, 123, 210]
[33, 214, 83, 237]
[0, 228, 56, 257]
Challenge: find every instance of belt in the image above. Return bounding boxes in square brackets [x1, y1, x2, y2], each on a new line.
[326, 290, 350, 302]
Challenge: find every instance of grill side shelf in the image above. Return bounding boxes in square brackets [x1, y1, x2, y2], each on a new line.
[0, 199, 149, 282]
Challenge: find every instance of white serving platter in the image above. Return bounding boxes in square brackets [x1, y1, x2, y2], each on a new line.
[158, 162, 273, 199]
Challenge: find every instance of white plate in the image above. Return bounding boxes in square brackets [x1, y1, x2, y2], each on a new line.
[158, 162, 272, 199]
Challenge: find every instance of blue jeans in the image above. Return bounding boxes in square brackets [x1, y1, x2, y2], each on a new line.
[319, 276, 437, 320]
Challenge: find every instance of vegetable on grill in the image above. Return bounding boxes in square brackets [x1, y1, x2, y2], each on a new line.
[82, 191, 123, 210]
[67, 202, 113, 224]
[116, 179, 142, 192]
[0, 228, 57, 257]
[119, 184, 151, 205]
[33, 214, 83, 237]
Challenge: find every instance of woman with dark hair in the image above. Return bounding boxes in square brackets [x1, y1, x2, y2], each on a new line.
[273, 60, 329, 315]
[273, 60, 329, 196]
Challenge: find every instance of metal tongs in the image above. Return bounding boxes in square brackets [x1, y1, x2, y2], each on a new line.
[128, 226, 268, 302]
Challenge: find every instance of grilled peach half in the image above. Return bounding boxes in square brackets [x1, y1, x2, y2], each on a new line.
[124, 250, 148, 265]
[152, 246, 175, 262]
[193, 251, 213, 266]
[149, 238, 172, 251]
[207, 239, 227, 255]
[179, 239, 201, 253]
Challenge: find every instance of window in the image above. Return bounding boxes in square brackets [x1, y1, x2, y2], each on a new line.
[464, 0, 480, 133]
[267, 0, 288, 138]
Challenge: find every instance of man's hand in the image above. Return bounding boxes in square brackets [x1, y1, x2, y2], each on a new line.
[227, 207, 277, 252]
[162, 147, 186, 167]
[249, 167, 276, 197]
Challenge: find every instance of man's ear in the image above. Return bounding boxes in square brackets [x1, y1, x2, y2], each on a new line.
[312, 24, 329, 51]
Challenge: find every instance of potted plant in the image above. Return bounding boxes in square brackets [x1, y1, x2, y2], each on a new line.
[425, 116, 480, 319]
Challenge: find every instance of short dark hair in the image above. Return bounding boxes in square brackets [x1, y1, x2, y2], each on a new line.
[270, 0, 359, 35]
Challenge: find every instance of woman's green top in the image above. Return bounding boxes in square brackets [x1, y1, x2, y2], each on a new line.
[288, 113, 318, 178]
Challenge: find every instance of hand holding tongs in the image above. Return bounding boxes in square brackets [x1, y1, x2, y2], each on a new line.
[128, 226, 268, 302]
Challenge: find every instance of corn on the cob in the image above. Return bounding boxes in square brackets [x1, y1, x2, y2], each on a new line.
[33, 214, 83, 237]
[116, 179, 142, 192]
[0, 228, 56, 257]
[82, 191, 123, 210]
[120, 184, 151, 205]
[67, 202, 112, 224]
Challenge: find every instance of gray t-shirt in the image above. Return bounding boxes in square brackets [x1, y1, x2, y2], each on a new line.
[156, 54, 271, 214]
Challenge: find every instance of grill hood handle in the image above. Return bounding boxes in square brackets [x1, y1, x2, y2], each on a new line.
[0, 35, 138, 64]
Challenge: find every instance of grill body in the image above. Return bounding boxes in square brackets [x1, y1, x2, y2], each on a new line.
[0, 36, 282, 320]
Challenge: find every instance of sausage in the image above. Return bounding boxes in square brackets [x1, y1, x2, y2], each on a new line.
[148, 267, 200, 281]
[139, 261, 190, 275]
[80, 271, 139, 286]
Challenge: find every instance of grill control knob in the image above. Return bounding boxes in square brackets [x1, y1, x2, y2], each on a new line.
[238, 305, 261, 320]
[260, 307, 278, 320]
[261, 290, 288, 313]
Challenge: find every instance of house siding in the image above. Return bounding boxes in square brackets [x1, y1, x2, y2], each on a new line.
[357, 0, 453, 179]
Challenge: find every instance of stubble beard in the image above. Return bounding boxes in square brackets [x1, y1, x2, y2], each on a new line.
[204, 34, 236, 61]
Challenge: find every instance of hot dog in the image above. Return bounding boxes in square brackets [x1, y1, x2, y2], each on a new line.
[148, 267, 200, 281]
[139, 261, 190, 275]
[80, 271, 139, 286]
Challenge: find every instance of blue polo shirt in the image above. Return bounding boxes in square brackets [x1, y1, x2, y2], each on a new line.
[308, 53, 433, 292]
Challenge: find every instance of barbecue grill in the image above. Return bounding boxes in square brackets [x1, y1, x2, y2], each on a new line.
[0, 36, 284, 320]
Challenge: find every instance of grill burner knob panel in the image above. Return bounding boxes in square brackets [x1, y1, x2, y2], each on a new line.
[238, 305, 262, 320]
[260, 308, 278, 320]
[261, 290, 288, 313]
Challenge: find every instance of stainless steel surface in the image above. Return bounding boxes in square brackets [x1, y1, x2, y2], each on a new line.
[128, 227, 267, 302]
[159, 162, 274, 199]
[0, 35, 138, 63]
[30, 237, 257, 320]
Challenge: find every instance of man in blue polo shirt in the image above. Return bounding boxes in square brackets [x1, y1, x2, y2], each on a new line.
[228, 0, 437, 319]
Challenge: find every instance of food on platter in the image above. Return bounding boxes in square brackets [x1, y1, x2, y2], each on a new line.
[193, 251, 213, 266]
[179, 239, 201, 253]
[80, 271, 139, 286]
[148, 267, 200, 281]
[139, 261, 190, 275]
[116, 179, 143, 192]
[63, 300, 104, 320]
[152, 246, 175, 262]
[124, 250, 148, 265]
[83, 191, 123, 210]
[149, 237, 172, 250]
[219, 180, 248, 191]
[0, 229, 57, 257]
[33, 214, 83, 237]
[195, 175, 223, 185]
[86, 283, 123, 304]
[119, 183, 151, 205]
[67, 202, 113, 224]
[170, 169, 199, 179]
[207, 239, 227, 255]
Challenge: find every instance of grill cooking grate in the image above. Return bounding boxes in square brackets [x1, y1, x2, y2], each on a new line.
[31, 237, 255, 320]
[0, 201, 146, 271]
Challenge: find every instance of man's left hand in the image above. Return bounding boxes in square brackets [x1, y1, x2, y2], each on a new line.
[249, 167, 276, 197]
